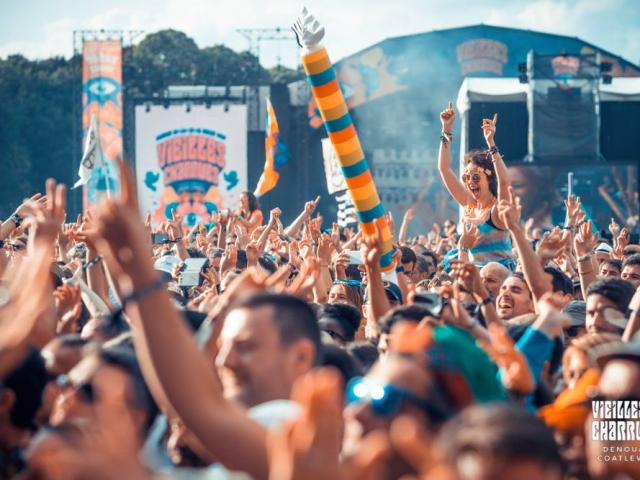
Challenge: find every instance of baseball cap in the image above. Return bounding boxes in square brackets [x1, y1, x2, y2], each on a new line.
[363, 280, 403, 304]
[563, 301, 586, 327]
[154, 255, 181, 282]
[595, 243, 613, 254]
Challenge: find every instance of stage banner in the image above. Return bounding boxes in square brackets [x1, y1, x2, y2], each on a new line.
[134, 104, 247, 227]
[321, 138, 348, 195]
[81, 39, 122, 208]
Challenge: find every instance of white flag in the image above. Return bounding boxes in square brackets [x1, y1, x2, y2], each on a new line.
[73, 114, 105, 189]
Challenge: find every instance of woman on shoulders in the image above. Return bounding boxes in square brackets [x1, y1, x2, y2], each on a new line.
[236, 191, 264, 234]
[437, 103, 515, 270]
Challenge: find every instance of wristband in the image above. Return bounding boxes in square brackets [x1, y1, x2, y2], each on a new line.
[480, 296, 493, 306]
[459, 245, 470, 253]
[9, 212, 23, 228]
[395, 265, 405, 273]
[122, 277, 165, 304]
[577, 254, 592, 263]
[82, 255, 102, 270]
[440, 131, 453, 144]
[488, 145, 500, 156]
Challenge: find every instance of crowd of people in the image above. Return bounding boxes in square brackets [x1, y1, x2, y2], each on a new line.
[0, 104, 639, 480]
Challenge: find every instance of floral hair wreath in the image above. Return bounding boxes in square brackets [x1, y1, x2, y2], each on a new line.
[463, 165, 493, 177]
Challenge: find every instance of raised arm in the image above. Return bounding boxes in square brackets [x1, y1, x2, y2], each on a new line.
[437, 103, 470, 206]
[498, 187, 551, 303]
[482, 114, 510, 206]
[398, 207, 413, 245]
[360, 226, 392, 340]
[285, 196, 319, 238]
[91, 161, 269, 479]
[573, 220, 599, 299]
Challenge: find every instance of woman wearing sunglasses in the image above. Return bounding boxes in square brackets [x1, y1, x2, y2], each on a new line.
[438, 103, 515, 270]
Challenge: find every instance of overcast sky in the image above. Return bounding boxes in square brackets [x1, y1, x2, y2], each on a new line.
[2, 0, 639, 67]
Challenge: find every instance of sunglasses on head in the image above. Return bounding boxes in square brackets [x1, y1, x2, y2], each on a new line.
[346, 376, 449, 422]
[57, 374, 95, 403]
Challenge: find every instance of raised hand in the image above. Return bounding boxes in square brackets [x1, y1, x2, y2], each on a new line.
[536, 227, 571, 265]
[220, 244, 238, 275]
[439, 102, 455, 131]
[316, 233, 333, 265]
[459, 223, 480, 250]
[246, 241, 260, 267]
[269, 207, 282, 226]
[403, 207, 414, 223]
[168, 209, 184, 240]
[87, 158, 158, 290]
[613, 228, 630, 259]
[360, 228, 382, 269]
[534, 292, 572, 338]
[235, 224, 249, 249]
[497, 186, 522, 230]
[564, 195, 583, 228]
[450, 261, 488, 302]
[477, 323, 534, 395]
[304, 196, 320, 216]
[334, 250, 349, 279]
[286, 257, 320, 299]
[292, 7, 325, 50]
[22, 178, 66, 246]
[573, 219, 598, 258]
[330, 222, 341, 249]
[609, 218, 621, 239]
[482, 113, 498, 146]
[54, 284, 82, 334]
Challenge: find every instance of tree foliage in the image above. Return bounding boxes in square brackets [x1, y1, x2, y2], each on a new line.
[0, 30, 303, 216]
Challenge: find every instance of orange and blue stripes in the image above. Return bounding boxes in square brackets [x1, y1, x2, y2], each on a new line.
[255, 98, 290, 197]
[302, 47, 395, 271]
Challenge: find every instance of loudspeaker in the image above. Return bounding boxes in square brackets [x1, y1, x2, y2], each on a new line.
[466, 98, 640, 165]
[600, 100, 640, 162]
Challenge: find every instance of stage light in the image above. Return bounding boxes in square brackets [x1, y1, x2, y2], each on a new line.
[144, 101, 151, 113]
[518, 62, 527, 73]
[163, 100, 170, 109]
[519, 74, 528, 84]
[602, 74, 613, 85]
[224, 101, 229, 113]
[185, 102, 192, 113]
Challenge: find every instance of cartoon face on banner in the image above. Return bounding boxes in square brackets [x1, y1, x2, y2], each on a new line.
[135, 105, 247, 228]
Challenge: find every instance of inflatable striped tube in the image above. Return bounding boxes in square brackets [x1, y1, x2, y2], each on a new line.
[301, 46, 395, 270]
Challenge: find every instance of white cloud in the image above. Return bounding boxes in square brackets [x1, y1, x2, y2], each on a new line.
[1, 0, 637, 66]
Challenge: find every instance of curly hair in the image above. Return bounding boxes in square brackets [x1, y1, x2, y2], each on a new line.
[464, 150, 497, 197]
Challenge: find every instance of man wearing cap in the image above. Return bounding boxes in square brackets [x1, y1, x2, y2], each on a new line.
[593, 242, 613, 266]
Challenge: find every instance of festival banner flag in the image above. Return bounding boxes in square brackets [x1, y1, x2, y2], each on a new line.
[81, 38, 123, 208]
[254, 98, 290, 197]
[73, 113, 105, 189]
